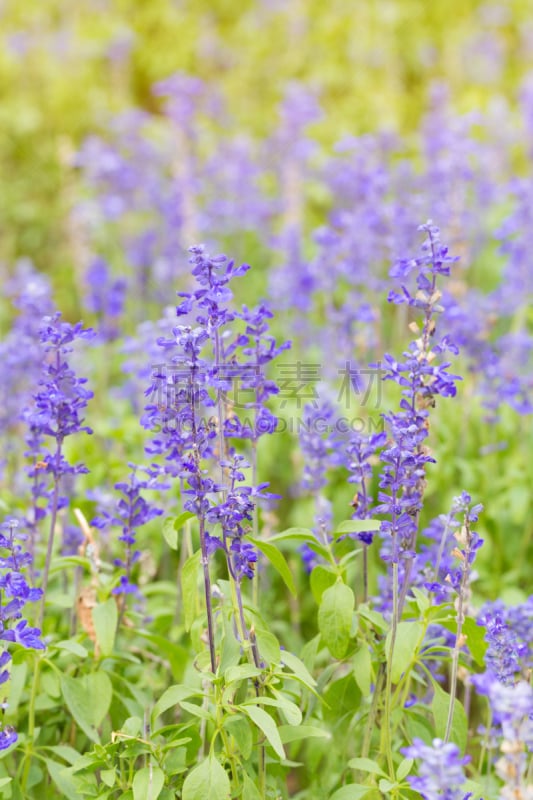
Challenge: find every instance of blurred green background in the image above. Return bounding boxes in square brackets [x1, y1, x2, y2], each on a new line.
[1, 0, 532, 270]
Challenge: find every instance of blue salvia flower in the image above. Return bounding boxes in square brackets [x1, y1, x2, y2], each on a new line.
[297, 398, 344, 572]
[298, 399, 344, 495]
[374, 223, 461, 612]
[206, 454, 259, 582]
[142, 246, 283, 576]
[346, 430, 387, 545]
[92, 464, 166, 613]
[444, 493, 484, 597]
[23, 313, 95, 492]
[502, 596, 533, 670]
[224, 302, 291, 441]
[488, 680, 533, 797]
[0, 519, 45, 750]
[22, 312, 95, 625]
[477, 608, 528, 686]
[85, 257, 127, 341]
[402, 738, 471, 800]
[472, 597, 532, 694]
[0, 264, 53, 481]
[142, 245, 288, 668]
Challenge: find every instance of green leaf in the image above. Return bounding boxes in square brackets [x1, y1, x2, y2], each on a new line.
[253, 629, 281, 665]
[53, 640, 89, 658]
[378, 779, 397, 792]
[462, 616, 488, 668]
[305, 539, 334, 562]
[329, 785, 372, 800]
[121, 717, 142, 736]
[269, 689, 303, 726]
[353, 645, 372, 697]
[164, 512, 196, 549]
[248, 537, 296, 596]
[431, 682, 467, 753]
[310, 565, 338, 603]
[279, 650, 317, 690]
[181, 551, 201, 631]
[42, 745, 83, 766]
[347, 757, 386, 777]
[242, 704, 285, 759]
[333, 520, 381, 537]
[60, 672, 112, 743]
[152, 685, 200, 728]
[133, 766, 165, 800]
[278, 724, 330, 743]
[101, 769, 116, 788]
[348, 758, 387, 777]
[225, 664, 262, 684]
[174, 511, 197, 529]
[411, 587, 430, 614]
[43, 759, 80, 799]
[462, 779, 485, 799]
[269, 527, 315, 543]
[318, 580, 355, 659]
[6, 662, 28, 718]
[385, 621, 423, 683]
[163, 517, 179, 550]
[137, 632, 189, 682]
[244, 694, 302, 726]
[223, 716, 253, 760]
[241, 772, 262, 800]
[182, 757, 230, 800]
[396, 757, 414, 782]
[49, 556, 91, 573]
[358, 604, 388, 633]
[323, 674, 361, 721]
[218, 616, 241, 675]
[92, 599, 118, 657]
[179, 701, 213, 721]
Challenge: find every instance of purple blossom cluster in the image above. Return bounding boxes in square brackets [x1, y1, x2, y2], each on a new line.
[443, 494, 484, 596]
[21, 313, 95, 625]
[72, 72, 533, 424]
[84, 257, 127, 341]
[488, 680, 533, 798]
[297, 398, 345, 572]
[92, 464, 165, 609]
[0, 519, 44, 750]
[476, 605, 529, 686]
[142, 245, 288, 583]
[402, 738, 471, 800]
[346, 430, 387, 545]
[22, 313, 94, 535]
[0, 264, 53, 478]
[376, 223, 462, 579]
[403, 492, 483, 605]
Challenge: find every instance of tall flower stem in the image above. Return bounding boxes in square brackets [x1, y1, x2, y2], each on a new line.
[213, 328, 227, 486]
[445, 561, 467, 743]
[251, 431, 259, 609]
[382, 553, 399, 779]
[199, 516, 217, 674]
[21, 652, 42, 791]
[37, 440, 62, 630]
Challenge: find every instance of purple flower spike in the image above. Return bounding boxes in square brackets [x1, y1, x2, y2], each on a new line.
[402, 738, 470, 800]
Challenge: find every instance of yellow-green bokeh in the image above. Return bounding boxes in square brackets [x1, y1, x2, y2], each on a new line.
[1, 0, 532, 268]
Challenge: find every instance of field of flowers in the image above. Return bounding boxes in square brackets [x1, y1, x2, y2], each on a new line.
[1, 2, 532, 799]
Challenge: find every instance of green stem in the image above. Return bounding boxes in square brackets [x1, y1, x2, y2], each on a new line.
[38, 440, 62, 630]
[444, 590, 465, 743]
[382, 558, 398, 779]
[21, 653, 42, 791]
[361, 665, 384, 761]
